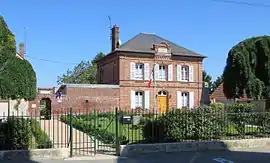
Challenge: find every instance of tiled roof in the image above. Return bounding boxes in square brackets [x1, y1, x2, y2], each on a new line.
[210, 83, 250, 101]
[118, 33, 206, 58]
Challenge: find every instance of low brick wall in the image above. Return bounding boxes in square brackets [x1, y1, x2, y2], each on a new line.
[120, 138, 270, 157]
[0, 148, 68, 161]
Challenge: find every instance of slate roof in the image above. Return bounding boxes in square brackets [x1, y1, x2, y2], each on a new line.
[118, 33, 205, 57]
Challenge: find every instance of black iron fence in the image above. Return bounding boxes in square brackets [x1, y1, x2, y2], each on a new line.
[1, 103, 270, 157]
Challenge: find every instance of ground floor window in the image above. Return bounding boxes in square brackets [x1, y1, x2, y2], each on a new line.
[182, 92, 189, 107]
[135, 91, 144, 108]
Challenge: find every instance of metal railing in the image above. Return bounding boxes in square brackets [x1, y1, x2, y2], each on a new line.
[1, 107, 270, 157]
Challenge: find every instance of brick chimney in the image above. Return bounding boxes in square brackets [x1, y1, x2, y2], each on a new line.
[19, 43, 25, 58]
[111, 25, 120, 52]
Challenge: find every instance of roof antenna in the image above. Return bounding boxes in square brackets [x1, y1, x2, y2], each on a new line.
[108, 16, 112, 40]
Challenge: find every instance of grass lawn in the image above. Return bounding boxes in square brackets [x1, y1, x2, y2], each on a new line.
[77, 117, 143, 143]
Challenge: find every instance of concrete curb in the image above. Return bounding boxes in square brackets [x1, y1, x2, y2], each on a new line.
[120, 138, 270, 157]
[0, 148, 69, 161]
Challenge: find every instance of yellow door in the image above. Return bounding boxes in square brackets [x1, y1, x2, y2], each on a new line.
[158, 96, 168, 114]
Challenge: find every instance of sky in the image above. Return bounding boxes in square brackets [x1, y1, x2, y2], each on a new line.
[1, 0, 270, 88]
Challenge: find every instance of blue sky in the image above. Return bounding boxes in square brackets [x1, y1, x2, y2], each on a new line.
[1, 0, 270, 88]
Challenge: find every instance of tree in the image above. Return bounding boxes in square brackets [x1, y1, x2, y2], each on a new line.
[91, 52, 105, 65]
[223, 36, 270, 100]
[57, 52, 105, 85]
[0, 16, 36, 101]
[203, 70, 213, 90]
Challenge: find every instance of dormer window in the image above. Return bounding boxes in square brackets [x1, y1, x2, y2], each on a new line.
[154, 42, 171, 57]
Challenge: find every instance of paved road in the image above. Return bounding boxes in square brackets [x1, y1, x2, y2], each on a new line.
[4, 148, 270, 163]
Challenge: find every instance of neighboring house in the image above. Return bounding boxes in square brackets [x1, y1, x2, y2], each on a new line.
[29, 25, 206, 115]
[210, 82, 250, 104]
[0, 43, 29, 118]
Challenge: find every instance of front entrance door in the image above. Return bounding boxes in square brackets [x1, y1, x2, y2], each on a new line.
[158, 91, 168, 114]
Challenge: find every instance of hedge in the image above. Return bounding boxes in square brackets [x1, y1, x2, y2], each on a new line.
[29, 119, 53, 149]
[0, 117, 31, 150]
[142, 103, 263, 143]
[60, 115, 128, 146]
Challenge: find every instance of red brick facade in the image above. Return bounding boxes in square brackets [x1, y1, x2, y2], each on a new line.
[29, 25, 205, 115]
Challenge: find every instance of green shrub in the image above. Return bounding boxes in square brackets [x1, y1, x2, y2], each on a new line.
[29, 119, 52, 149]
[142, 118, 165, 143]
[226, 103, 255, 135]
[210, 102, 225, 111]
[0, 117, 31, 150]
[142, 106, 227, 142]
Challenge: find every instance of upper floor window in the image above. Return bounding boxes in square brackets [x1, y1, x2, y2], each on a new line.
[158, 65, 167, 81]
[135, 63, 144, 80]
[181, 65, 189, 81]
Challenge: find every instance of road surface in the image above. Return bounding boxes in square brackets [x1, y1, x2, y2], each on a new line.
[4, 148, 270, 163]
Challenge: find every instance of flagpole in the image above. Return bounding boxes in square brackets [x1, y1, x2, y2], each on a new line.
[153, 63, 157, 114]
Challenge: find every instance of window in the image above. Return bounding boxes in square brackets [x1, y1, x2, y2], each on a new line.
[158, 91, 167, 96]
[135, 63, 144, 80]
[182, 92, 189, 107]
[181, 66, 189, 81]
[135, 91, 144, 108]
[159, 65, 167, 81]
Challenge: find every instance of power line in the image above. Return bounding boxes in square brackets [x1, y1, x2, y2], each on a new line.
[210, 0, 270, 8]
[25, 55, 80, 65]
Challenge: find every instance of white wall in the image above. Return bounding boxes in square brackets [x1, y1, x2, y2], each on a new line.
[0, 99, 29, 118]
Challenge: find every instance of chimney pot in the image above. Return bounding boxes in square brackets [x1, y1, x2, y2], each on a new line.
[111, 25, 120, 52]
[19, 43, 25, 58]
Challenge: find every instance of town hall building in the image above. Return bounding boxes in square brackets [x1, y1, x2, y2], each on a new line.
[29, 25, 206, 115]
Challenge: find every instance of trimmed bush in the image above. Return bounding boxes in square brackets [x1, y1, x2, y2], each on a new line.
[227, 103, 255, 135]
[142, 106, 227, 142]
[29, 119, 52, 149]
[210, 102, 225, 111]
[0, 117, 31, 150]
[142, 117, 165, 143]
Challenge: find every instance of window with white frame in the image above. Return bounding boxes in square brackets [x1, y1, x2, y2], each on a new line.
[181, 65, 189, 81]
[181, 92, 189, 107]
[135, 63, 144, 80]
[159, 65, 167, 81]
[135, 91, 144, 108]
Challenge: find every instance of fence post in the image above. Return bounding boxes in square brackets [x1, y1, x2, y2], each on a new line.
[94, 106, 97, 155]
[69, 107, 73, 157]
[115, 107, 120, 156]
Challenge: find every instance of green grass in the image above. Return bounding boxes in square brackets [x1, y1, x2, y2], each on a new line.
[76, 117, 143, 143]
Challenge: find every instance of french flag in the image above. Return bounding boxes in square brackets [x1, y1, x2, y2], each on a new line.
[147, 65, 154, 88]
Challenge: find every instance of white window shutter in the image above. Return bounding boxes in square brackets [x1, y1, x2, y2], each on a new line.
[154, 64, 159, 81]
[130, 62, 135, 80]
[189, 65, 194, 82]
[144, 63, 150, 80]
[144, 90, 150, 109]
[130, 90, 135, 109]
[177, 65, 182, 81]
[177, 91, 182, 109]
[168, 64, 173, 81]
[189, 91, 194, 109]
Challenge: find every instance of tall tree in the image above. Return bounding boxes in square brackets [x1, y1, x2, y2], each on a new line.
[0, 16, 36, 100]
[203, 70, 213, 90]
[57, 52, 105, 85]
[223, 36, 270, 100]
